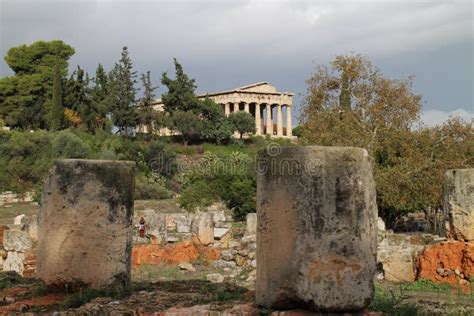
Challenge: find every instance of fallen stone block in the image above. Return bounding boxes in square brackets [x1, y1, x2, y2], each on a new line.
[36, 159, 135, 289]
[246, 213, 257, 236]
[444, 169, 474, 241]
[256, 146, 377, 311]
[191, 212, 214, 245]
[3, 230, 32, 252]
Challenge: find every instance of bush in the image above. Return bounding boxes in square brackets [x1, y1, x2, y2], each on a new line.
[135, 175, 173, 200]
[51, 130, 91, 158]
[178, 151, 256, 220]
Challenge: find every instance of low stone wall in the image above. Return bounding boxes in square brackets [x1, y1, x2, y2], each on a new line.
[0, 191, 34, 206]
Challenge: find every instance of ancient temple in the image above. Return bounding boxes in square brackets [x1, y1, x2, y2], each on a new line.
[149, 82, 294, 138]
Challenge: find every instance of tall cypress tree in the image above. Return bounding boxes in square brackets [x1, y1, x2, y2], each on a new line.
[50, 61, 64, 130]
[109, 47, 138, 136]
[91, 63, 110, 131]
[139, 71, 157, 133]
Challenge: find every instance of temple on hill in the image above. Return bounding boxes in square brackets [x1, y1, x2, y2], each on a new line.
[146, 82, 294, 138]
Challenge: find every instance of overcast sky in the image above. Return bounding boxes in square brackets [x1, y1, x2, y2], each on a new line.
[1, 0, 472, 126]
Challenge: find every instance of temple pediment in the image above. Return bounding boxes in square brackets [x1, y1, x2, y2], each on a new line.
[236, 82, 277, 93]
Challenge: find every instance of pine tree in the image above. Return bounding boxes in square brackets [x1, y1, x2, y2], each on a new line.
[109, 47, 138, 136]
[161, 58, 200, 113]
[138, 71, 157, 133]
[50, 61, 64, 130]
[91, 64, 110, 131]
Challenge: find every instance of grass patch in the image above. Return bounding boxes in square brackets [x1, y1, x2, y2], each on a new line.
[370, 284, 419, 315]
[402, 279, 453, 293]
[0, 202, 39, 225]
[62, 285, 134, 308]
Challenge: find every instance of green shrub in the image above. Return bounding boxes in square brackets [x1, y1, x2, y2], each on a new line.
[135, 175, 173, 200]
[51, 130, 91, 158]
[179, 151, 256, 220]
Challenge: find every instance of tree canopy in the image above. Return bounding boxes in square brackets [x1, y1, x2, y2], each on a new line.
[300, 53, 473, 228]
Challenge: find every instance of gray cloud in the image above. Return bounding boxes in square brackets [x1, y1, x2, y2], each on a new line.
[1, 0, 472, 124]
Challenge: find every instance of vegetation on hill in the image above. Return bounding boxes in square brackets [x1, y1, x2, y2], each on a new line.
[0, 41, 472, 227]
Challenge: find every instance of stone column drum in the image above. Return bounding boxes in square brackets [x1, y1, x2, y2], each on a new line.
[444, 169, 474, 241]
[37, 159, 135, 289]
[256, 146, 377, 311]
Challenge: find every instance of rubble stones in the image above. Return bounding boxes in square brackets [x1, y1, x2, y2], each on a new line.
[256, 146, 377, 311]
[36, 159, 135, 289]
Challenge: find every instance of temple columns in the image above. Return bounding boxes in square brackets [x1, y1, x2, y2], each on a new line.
[225, 103, 231, 117]
[276, 104, 283, 136]
[286, 105, 292, 137]
[255, 103, 261, 135]
[266, 103, 273, 135]
[244, 102, 249, 113]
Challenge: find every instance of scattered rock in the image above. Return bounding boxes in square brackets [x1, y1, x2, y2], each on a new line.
[176, 216, 192, 233]
[3, 230, 32, 252]
[141, 209, 167, 244]
[191, 212, 214, 245]
[377, 217, 386, 231]
[213, 227, 230, 240]
[3, 251, 25, 275]
[377, 232, 425, 282]
[178, 262, 196, 272]
[417, 240, 473, 285]
[206, 273, 224, 283]
[13, 214, 25, 226]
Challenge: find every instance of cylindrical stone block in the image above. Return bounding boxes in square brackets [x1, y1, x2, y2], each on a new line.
[37, 159, 135, 289]
[256, 146, 377, 311]
[444, 169, 474, 241]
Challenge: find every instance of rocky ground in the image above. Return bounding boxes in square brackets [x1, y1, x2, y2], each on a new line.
[0, 200, 473, 315]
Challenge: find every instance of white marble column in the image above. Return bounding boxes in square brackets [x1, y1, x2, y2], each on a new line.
[266, 103, 273, 135]
[225, 103, 231, 117]
[286, 105, 292, 137]
[276, 104, 283, 136]
[255, 103, 261, 135]
[234, 102, 240, 112]
[244, 102, 249, 113]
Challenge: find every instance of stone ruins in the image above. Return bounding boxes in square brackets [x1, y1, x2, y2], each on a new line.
[36, 159, 135, 289]
[141, 82, 294, 138]
[444, 168, 474, 241]
[256, 146, 377, 311]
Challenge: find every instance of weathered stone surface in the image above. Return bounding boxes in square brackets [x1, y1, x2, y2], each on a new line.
[246, 213, 257, 236]
[13, 214, 25, 226]
[176, 215, 192, 233]
[377, 233, 424, 282]
[36, 159, 135, 289]
[444, 169, 474, 241]
[191, 212, 214, 245]
[3, 230, 32, 252]
[3, 251, 25, 275]
[206, 273, 224, 283]
[214, 227, 230, 240]
[22, 215, 38, 241]
[141, 209, 167, 244]
[377, 217, 386, 231]
[256, 146, 377, 311]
